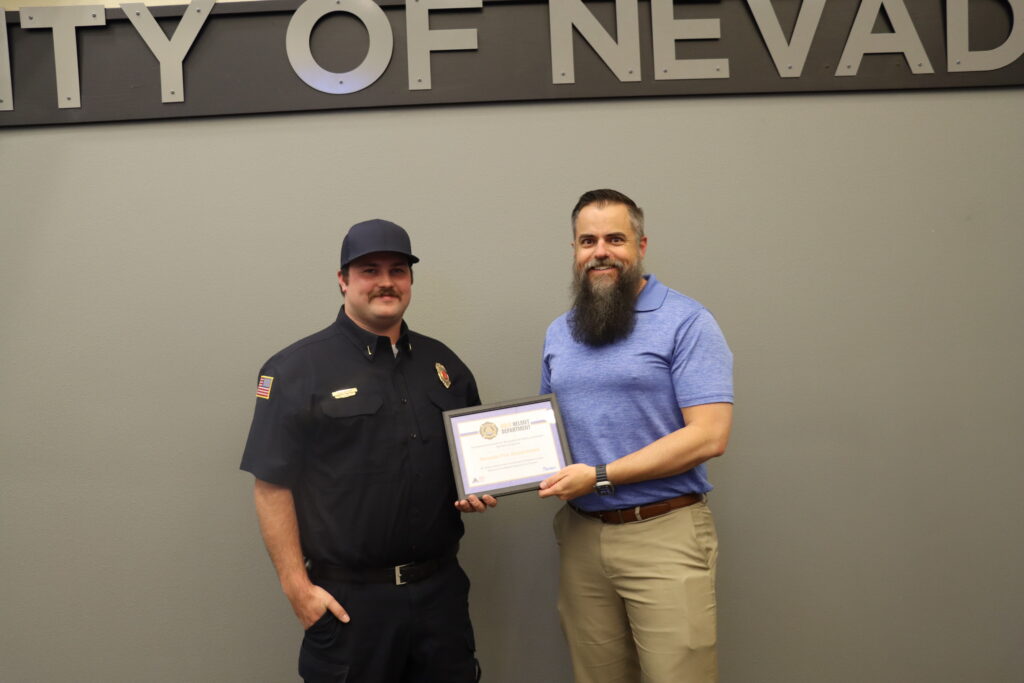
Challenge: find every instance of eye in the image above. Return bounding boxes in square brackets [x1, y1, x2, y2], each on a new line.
[609, 235, 626, 244]
[578, 237, 595, 246]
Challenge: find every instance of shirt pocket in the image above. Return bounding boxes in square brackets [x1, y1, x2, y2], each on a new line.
[316, 391, 393, 475]
[319, 392, 383, 419]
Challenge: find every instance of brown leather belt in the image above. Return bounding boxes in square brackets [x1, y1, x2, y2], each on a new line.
[574, 493, 704, 524]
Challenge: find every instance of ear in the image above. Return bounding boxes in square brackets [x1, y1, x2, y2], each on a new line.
[638, 236, 648, 257]
[337, 270, 347, 294]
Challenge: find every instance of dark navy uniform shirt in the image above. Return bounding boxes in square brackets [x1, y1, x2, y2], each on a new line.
[240, 307, 480, 570]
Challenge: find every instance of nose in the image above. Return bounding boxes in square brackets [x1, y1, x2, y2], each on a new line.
[593, 238, 609, 259]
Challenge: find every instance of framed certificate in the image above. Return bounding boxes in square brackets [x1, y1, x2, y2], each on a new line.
[443, 394, 574, 499]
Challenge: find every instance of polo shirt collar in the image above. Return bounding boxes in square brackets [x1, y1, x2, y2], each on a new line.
[634, 274, 667, 312]
[336, 306, 413, 359]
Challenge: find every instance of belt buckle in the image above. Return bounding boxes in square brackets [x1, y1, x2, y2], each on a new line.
[394, 562, 412, 586]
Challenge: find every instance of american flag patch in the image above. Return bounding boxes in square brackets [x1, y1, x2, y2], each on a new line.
[256, 375, 274, 399]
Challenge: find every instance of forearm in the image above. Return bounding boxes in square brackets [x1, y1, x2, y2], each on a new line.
[607, 403, 733, 486]
[540, 403, 732, 501]
[253, 478, 311, 596]
[253, 478, 351, 627]
[607, 427, 724, 485]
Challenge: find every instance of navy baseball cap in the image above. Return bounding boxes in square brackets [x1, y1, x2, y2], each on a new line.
[340, 219, 420, 268]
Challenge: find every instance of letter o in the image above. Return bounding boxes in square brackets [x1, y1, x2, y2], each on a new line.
[286, 0, 393, 94]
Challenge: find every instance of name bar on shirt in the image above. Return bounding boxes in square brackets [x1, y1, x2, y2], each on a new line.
[2, 0, 1022, 127]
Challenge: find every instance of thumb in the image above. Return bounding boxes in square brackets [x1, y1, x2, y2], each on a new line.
[328, 598, 350, 624]
[539, 473, 560, 490]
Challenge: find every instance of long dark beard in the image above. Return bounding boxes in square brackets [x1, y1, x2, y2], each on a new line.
[569, 259, 643, 346]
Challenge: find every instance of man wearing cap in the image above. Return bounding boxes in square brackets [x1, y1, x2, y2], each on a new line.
[538, 190, 734, 682]
[241, 219, 494, 682]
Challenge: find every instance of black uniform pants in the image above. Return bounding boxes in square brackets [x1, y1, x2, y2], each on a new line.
[299, 561, 479, 683]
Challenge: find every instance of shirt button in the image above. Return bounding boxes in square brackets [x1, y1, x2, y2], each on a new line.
[401, 398, 408, 404]
[410, 433, 418, 439]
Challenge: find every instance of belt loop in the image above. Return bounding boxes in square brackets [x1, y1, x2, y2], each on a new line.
[394, 564, 407, 586]
[634, 505, 643, 521]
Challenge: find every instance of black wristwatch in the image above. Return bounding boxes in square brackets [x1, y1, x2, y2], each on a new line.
[594, 464, 615, 496]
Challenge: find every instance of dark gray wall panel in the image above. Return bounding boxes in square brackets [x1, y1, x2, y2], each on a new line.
[2, 0, 1023, 126]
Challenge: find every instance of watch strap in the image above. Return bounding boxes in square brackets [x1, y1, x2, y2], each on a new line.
[594, 464, 615, 495]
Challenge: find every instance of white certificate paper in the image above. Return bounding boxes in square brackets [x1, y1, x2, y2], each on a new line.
[443, 394, 574, 498]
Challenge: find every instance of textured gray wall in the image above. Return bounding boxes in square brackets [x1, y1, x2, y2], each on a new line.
[1, 88, 1022, 682]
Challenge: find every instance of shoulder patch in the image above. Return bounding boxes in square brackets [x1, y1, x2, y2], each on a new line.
[256, 375, 274, 399]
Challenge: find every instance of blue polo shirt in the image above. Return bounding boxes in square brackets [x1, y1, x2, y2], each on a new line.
[540, 274, 733, 511]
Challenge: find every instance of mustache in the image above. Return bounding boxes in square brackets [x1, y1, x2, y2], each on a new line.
[579, 257, 625, 272]
[370, 287, 401, 300]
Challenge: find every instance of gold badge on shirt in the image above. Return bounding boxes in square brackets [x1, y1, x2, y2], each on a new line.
[332, 387, 358, 399]
[435, 362, 451, 389]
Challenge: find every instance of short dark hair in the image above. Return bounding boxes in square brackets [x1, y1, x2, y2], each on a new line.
[571, 189, 645, 240]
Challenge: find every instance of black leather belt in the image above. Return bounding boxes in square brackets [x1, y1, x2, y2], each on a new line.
[574, 493, 704, 524]
[308, 552, 455, 586]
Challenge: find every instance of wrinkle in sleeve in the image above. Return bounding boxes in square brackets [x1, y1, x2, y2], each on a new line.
[540, 336, 552, 395]
[671, 309, 734, 408]
[464, 365, 482, 408]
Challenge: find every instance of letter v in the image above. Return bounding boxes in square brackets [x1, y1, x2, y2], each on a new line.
[747, 0, 826, 77]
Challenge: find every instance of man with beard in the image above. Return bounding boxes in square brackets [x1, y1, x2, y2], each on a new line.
[241, 219, 494, 682]
[539, 189, 734, 683]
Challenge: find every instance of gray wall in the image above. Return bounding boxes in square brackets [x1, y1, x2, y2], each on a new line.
[1, 88, 1022, 682]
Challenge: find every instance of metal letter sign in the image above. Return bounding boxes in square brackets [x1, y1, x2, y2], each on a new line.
[651, 0, 728, 80]
[2, 0, 1022, 127]
[746, 0, 826, 78]
[948, 0, 1024, 72]
[121, 0, 215, 103]
[286, 0, 394, 94]
[406, 0, 482, 90]
[837, 0, 934, 76]
[0, 14, 11, 111]
[18, 5, 106, 108]
[549, 0, 641, 83]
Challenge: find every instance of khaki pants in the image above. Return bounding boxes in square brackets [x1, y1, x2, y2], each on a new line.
[553, 502, 719, 683]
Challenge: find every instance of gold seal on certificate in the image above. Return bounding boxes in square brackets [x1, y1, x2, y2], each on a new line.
[442, 394, 574, 499]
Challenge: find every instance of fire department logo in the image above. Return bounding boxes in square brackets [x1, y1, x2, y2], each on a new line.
[435, 362, 451, 389]
[479, 422, 499, 440]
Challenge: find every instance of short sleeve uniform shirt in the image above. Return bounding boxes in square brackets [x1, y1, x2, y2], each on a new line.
[241, 307, 480, 569]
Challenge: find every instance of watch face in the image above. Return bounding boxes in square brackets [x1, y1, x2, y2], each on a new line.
[596, 482, 614, 495]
